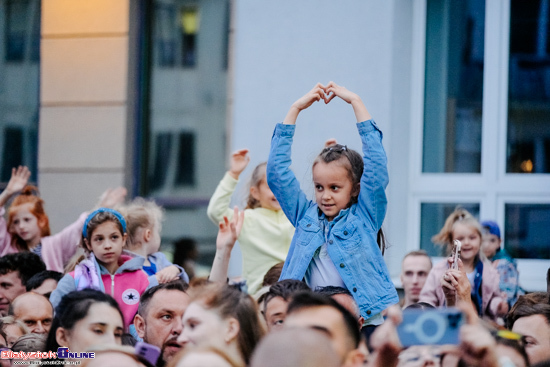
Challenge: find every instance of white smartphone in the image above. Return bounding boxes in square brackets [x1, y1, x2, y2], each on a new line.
[450, 239, 461, 270]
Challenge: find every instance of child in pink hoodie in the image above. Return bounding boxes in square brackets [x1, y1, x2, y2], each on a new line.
[50, 208, 150, 329]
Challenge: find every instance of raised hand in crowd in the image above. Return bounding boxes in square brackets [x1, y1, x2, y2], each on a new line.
[96, 186, 127, 209]
[228, 149, 251, 180]
[0, 166, 31, 207]
[209, 206, 244, 283]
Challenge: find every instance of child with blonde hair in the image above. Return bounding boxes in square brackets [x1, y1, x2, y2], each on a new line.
[207, 152, 294, 294]
[122, 197, 189, 285]
[419, 208, 507, 320]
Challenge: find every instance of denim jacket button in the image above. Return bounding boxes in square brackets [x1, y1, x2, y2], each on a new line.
[329, 240, 333, 244]
[344, 231, 348, 235]
[340, 263, 345, 268]
[353, 287, 357, 292]
[366, 309, 371, 315]
[307, 223, 311, 227]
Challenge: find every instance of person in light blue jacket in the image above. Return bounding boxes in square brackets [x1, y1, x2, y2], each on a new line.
[266, 82, 398, 327]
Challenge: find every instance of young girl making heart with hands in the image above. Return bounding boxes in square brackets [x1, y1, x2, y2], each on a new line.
[267, 82, 398, 325]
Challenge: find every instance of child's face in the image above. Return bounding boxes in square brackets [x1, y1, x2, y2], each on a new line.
[251, 178, 281, 211]
[482, 233, 501, 259]
[86, 221, 126, 273]
[10, 204, 42, 245]
[312, 161, 357, 221]
[452, 222, 481, 263]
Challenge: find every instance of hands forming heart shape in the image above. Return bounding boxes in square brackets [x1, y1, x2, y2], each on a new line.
[284, 81, 370, 125]
[292, 81, 359, 112]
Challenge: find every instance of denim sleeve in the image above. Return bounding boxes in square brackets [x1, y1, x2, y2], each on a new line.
[266, 123, 311, 226]
[356, 120, 389, 231]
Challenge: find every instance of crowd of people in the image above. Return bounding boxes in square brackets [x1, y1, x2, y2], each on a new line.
[0, 82, 546, 367]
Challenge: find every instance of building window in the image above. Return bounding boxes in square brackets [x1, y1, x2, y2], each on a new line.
[154, 2, 199, 68]
[422, 0, 485, 173]
[506, 0, 550, 173]
[0, 0, 40, 185]
[414, 0, 550, 290]
[175, 132, 195, 186]
[505, 203, 550, 259]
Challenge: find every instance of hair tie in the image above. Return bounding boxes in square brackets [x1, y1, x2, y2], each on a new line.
[83, 208, 127, 238]
[326, 145, 348, 152]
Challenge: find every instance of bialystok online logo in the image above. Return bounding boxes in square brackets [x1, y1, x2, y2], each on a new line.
[1, 347, 95, 362]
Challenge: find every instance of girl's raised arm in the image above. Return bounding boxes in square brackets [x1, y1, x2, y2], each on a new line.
[267, 86, 323, 225]
[0, 166, 30, 207]
[207, 149, 249, 225]
[209, 207, 244, 283]
[325, 82, 387, 230]
[324, 81, 372, 122]
[283, 83, 327, 125]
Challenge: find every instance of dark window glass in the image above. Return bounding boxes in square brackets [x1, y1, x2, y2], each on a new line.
[505, 204, 550, 259]
[149, 133, 173, 191]
[175, 132, 195, 186]
[1, 127, 24, 181]
[0, 0, 40, 186]
[423, 0, 484, 173]
[154, 3, 199, 68]
[506, 0, 550, 173]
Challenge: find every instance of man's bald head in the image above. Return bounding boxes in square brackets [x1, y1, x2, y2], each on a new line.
[9, 292, 53, 334]
[250, 327, 340, 367]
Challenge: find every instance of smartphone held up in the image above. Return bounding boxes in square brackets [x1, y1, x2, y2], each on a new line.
[450, 240, 461, 270]
[396, 308, 465, 347]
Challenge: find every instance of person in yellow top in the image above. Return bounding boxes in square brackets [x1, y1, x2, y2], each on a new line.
[207, 149, 294, 294]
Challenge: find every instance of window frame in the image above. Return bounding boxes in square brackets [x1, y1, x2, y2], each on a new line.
[410, 0, 550, 291]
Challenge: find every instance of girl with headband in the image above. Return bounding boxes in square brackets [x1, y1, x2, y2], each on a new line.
[0, 166, 126, 272]
[50, 208, 151, 329]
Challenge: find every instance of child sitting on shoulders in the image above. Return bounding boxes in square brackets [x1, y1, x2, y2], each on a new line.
[121, 197, 189, 285]
[267, 82, 399, 326]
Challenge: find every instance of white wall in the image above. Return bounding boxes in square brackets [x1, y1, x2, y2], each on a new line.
[230, 0, 414, 279]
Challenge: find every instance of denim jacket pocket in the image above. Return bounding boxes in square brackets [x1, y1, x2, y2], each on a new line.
[332, 221, 361, 250]
[296, 218, 320, 247]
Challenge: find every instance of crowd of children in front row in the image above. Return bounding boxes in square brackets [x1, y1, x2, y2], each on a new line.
[0, 82, 538, 367]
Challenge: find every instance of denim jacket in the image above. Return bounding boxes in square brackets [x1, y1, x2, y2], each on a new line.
[266, 120, 399, 318]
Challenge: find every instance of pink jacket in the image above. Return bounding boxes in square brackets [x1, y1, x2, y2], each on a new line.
[419, 259, 504, 320]
[0, 206, 87, 272]
[52, 253, 150, 328]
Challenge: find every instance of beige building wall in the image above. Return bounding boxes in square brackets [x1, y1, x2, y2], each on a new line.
[39, 0, 130, 230]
